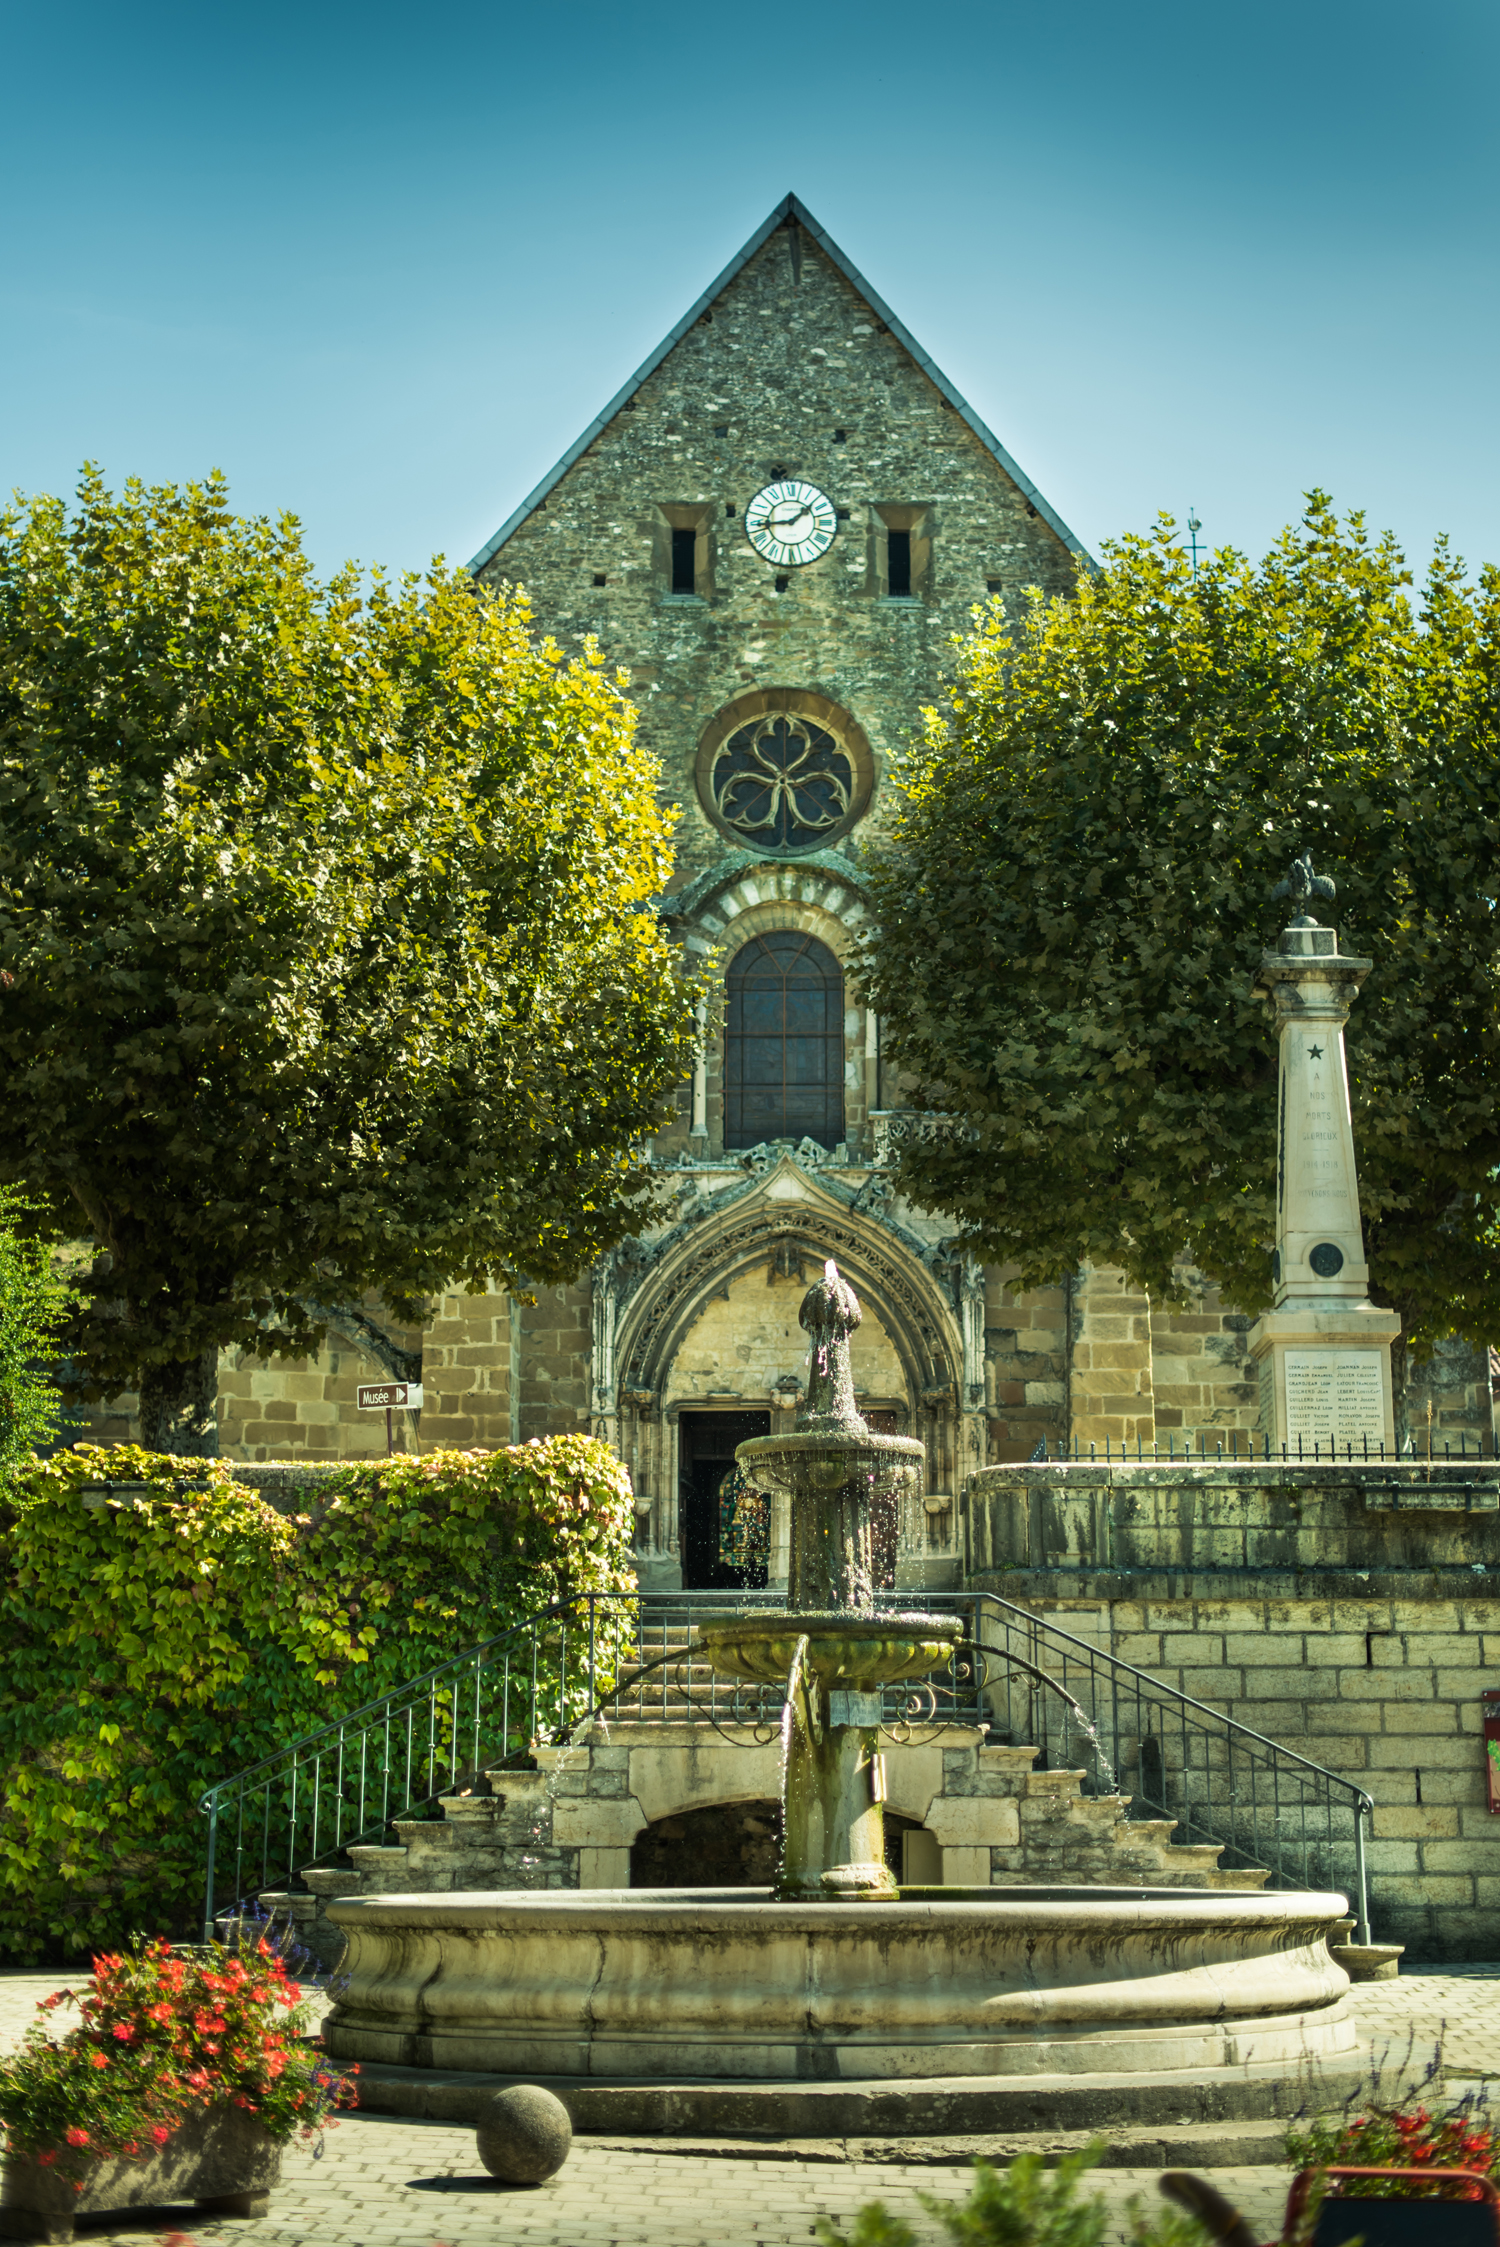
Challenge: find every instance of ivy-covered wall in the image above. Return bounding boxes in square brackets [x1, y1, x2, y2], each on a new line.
[0, 1436, 634, 1964]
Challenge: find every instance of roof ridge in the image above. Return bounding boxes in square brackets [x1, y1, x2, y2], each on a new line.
[467, 192, 1092, 574]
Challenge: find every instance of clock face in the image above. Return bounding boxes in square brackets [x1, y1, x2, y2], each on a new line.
[745, 480, 837, 567]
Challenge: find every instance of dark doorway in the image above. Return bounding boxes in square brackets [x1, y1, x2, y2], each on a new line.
[724, 932, 844, 1149]
[678, 1409, 771, 1590]
[631, 1799, 782, 1888]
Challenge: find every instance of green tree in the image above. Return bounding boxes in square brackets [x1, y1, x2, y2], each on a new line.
[0, 1190, 77, 1483]
[857, 497, 1500, 1360]
[0, 468, 703, 1452]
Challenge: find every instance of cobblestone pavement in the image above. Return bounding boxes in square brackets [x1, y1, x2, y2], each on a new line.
[0, 1966, 1495, 2247]
[0, 2118, 1295, 2247]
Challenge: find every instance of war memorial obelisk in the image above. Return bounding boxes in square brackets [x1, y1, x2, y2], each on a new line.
[1248, 855, 1400, 1452]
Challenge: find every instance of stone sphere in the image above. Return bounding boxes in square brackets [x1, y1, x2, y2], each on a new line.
[475, 2084, 572, 2185]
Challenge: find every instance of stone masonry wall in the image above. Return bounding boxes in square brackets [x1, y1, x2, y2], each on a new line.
[472, 215, 1076, 904]
[964, 1460, 1500, 1959]
[1068, 1268, 1155, 1452]
[1149, 1277, 1260, 1444]
[984, 1270, 1069, 1463]
[516, 1279, 593, 1441]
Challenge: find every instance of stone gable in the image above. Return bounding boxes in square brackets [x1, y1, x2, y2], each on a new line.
[473, 206, 1076, 894]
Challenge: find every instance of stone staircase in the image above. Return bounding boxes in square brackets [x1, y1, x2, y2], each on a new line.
[254, 1713, 1268, 1971]
[603, 1620, 775, 1724]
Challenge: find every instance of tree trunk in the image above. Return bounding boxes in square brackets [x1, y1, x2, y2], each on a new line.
[138, 1346, 221, 1458]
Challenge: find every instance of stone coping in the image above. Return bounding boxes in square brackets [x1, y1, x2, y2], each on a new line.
[328, 1881, 1343, 1923]
[969, 1566, 1500, 1601]
[347, 2056, 1367, 2136]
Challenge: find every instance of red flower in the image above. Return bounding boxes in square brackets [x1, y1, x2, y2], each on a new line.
[35, 2152, 56, 2168]
[64, 2127, 89, 2148]
[111, 2023, 133, 2041]
[150, 2125, 171, 2146]
[89, 2052, 109, 2070]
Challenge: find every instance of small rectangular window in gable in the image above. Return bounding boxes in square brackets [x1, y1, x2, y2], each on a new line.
[671, 527, 697, 594]
[887, 530, 912, 597]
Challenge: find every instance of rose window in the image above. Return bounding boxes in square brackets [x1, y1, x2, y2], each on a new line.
[710, 717, 854, 851]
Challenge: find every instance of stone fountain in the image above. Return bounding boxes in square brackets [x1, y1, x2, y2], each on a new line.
[320, 1263, 1363, 2131]
[696, 1260, 960, 1901]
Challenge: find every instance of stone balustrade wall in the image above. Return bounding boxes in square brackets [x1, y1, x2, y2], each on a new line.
[963, 1460, 1500, 1959]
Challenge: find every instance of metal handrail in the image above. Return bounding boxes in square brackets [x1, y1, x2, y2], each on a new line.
[1027, 1434, 1496, 1462]
[199, 1583, 1374, 1944]
[199, 1592, 639, 1940]
[961, 1588, 1375, 1941]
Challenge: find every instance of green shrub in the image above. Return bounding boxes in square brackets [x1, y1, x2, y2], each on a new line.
[0, 1188, 78, 1487]
[815, 2147, 1209, 2247]
[0, 1434, 633, 1963]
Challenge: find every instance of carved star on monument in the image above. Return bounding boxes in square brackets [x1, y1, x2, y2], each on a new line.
[1308, 1044, 1324, 1060]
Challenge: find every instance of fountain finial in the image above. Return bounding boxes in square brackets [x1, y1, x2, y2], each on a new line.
[797, 1260, 865, 1433]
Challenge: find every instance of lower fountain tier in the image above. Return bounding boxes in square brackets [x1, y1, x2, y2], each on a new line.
[322, 1886, 1356, 2083]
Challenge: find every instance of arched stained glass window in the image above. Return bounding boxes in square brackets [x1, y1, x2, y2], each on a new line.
[724, 933, 844, 1150]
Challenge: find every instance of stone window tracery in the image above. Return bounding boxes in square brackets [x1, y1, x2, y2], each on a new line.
[710, 718, 854, 852]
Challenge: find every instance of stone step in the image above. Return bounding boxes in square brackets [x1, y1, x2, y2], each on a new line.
[301, 1867, 366, 1898]
[347, 1844, 413, 1872]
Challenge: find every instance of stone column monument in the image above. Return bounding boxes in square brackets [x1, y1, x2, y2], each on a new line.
[1248, 854, 1400, 1452]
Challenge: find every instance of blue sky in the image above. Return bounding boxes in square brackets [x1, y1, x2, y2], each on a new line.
[3, 0, 1496, 585]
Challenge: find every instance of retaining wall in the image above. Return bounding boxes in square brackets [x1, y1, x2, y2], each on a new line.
[962, 1460, 1500, 1960]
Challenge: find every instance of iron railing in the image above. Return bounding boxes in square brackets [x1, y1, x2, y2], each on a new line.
[200, 1593, 636, 1940]
[1028, 1433, 1494, 1462]
[964, 1590, 1373, 1940]
[200, 1585, 1371, 1942]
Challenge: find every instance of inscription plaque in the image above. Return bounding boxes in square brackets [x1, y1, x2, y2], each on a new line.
[1282, 1349, 1385, 1448]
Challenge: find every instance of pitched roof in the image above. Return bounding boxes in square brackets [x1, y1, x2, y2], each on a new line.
[467, 192, 1091, 574]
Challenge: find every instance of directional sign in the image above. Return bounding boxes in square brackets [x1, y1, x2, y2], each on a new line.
[356, 1382, 423, 1411]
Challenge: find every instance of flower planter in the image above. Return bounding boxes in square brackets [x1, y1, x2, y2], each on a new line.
[1, 2103, 281, 2244]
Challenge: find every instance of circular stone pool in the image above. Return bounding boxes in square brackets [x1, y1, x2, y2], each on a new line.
[321, 1884, 1357, 2084]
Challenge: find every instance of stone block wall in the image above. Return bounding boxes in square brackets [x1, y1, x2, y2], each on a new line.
[516, 1279, 593, 1439]
[1404, 1335, 1497, 1453]
[1149, 1278, 1260, 1443]
[216, 1320, 423, 1461]
[964, 1459, 1500, 1958]
[1093, 1589, 1497, 1961]
[1068, 1268, 1154, 1451]
[983, 1270, 1069, 1462]
[420, 1285, 519, 1449]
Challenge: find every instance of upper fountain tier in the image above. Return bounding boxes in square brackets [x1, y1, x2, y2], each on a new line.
[733, 1260, 925, 1615]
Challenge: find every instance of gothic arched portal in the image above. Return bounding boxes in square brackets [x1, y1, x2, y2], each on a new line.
[724, 932, 844, 1149]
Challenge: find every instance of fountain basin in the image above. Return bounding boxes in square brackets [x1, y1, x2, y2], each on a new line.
[321, 1885, 1357, 2083]
[697, 1612, 962, 1690]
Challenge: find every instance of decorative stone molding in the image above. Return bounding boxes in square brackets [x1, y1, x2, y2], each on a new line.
[692, 688, 875, 856]
[869, 1110, 968, 1165]
[611, 1156, 962, 1409]
[663, 854, 870, 960]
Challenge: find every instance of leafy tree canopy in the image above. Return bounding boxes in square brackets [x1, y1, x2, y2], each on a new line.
[857, 497, 1500, 1357]
[0, 1189, 78, 1483]
[0, 468, 704, 1449]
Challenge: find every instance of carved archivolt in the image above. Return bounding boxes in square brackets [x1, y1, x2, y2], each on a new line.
[668, 860, 870, 966]
[601, 1161, 963, 1415]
